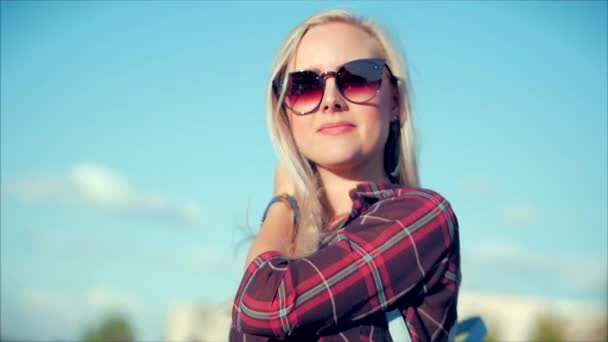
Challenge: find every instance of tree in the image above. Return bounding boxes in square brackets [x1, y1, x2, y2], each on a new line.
[529, 313, 565, 342]
[81, 312, 135, 342]
[591, 313, 607, 341]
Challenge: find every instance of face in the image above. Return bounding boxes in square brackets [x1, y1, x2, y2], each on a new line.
[285, 22, 398, 176]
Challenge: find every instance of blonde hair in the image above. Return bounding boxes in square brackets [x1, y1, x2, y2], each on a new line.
[266, 9, 420, 258]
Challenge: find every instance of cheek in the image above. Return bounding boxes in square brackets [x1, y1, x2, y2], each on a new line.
[364, 112, 391, 148]
[288, 115, 314, 150]
[359, 101, 393, 152]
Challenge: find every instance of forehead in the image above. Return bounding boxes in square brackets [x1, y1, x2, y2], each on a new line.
[290, 21, 384, 72]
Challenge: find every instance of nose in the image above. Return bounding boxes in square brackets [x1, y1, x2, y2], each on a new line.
[320, 73, 346, 113]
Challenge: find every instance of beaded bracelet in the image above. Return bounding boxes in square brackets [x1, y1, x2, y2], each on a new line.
[261, 193, 301, 227]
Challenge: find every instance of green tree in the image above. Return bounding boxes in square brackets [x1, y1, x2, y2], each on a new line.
[81, 312, 135, 342]
[529, 313, 565, 342]
[591, 313, 607, 341]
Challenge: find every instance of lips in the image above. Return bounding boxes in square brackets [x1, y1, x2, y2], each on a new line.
[317, 121, 356, 135]
[317, 121, 355, 132]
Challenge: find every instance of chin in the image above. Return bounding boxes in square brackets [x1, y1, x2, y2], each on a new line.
[313, 153, 366, 172]
[315, 144, 360, 161]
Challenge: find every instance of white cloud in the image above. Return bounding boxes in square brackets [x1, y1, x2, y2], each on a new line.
[182, 246, 244, 275]
[25, 288, 83, 325]
[459, 175, 500, 196]
[82, 287, 143, 315]
[29, 229, 244, 278]
[2, 162, 202, 225]
[71, 163, 132, 206]
[26, 287, 143, 317]
[22, 287, 144, 341]
[457, 176, 540, 225]
[184, 247, 231, 267]
[465, 239, 608, 294]
[499, 200, 538, 224]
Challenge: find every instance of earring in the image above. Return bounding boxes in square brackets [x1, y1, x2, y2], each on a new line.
[391, 116, 401, 127]
[390, 121, 400, 179]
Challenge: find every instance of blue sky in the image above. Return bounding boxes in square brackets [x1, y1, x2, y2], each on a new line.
[1, 1, 606, 340]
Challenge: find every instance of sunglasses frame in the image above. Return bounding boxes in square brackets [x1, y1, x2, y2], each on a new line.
[273, 58, 398, 115]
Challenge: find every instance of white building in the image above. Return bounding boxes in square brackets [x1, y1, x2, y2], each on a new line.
[165, 300, 232, 342]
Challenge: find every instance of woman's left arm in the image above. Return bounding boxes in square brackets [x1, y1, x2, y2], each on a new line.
[231, 189, 460, 339]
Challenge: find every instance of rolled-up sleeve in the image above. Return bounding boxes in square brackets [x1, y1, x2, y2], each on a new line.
[231, 189, 460, 339]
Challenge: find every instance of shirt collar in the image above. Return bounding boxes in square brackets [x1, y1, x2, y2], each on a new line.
[319, 182, 405, 247]
[349, 182, 404, 210]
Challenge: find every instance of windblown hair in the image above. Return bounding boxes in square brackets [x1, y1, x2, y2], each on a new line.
[267, 9, 420, 258]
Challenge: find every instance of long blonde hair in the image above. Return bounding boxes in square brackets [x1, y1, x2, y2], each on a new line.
[267, 9, 419, 258]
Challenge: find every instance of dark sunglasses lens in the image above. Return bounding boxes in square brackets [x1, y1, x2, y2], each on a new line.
[338, 59, 383, 103]
[285, 72, 323, 114]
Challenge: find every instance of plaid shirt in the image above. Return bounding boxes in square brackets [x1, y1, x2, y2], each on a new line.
[230, 183, 461, 342]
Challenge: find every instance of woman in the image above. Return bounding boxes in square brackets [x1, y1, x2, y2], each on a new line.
[230, 9, 460, 342]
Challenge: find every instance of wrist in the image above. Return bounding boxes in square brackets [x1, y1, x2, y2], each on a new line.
[261, 193, 301, 227]
[264, 201, 294, 222]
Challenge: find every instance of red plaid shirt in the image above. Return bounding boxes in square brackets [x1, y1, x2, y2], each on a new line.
[230, 183, 461, 341]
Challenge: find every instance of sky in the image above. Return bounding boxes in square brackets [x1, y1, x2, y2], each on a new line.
[1, 1, 607, 341]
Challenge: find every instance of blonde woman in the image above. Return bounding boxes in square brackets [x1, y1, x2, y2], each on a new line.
[231, 9, 461, 342]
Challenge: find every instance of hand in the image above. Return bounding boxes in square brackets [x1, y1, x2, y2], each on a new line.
[274, 162, 296, 196]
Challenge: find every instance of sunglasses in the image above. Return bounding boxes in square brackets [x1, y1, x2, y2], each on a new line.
[273, 58, 397, 115]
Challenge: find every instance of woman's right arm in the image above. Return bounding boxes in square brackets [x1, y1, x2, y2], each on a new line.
[231, 188, 460, 340]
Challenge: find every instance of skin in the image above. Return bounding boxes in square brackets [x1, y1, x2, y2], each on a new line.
[246, 22, 401, 266]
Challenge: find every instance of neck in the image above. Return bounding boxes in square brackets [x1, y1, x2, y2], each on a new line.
[317, 163, 391, 220]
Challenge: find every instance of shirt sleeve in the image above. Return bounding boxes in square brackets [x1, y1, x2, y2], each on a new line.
[231, 189, 460, 339]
